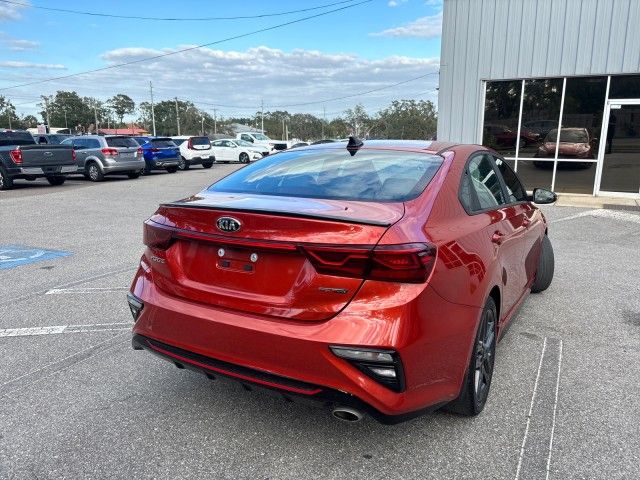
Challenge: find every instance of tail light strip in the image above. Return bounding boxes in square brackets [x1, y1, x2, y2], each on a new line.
[143, 220, 437, 283]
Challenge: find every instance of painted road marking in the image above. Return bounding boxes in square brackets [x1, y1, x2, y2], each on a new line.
[0, 245, 71, 270]
[515, 337, 564, 480]
[0, 322, 132, 338]
[552, 208, 640, 224]
[45, 287, 129, 295]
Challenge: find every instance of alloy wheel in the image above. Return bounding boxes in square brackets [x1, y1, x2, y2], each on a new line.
[89, 165, 99, 181]
[474, 307, 496, 407]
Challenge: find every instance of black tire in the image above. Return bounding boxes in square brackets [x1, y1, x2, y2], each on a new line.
[166, 166, 178, 173]
[202, 161, 213, 169]
[0, 165, 14, 190]
[531, 235, 554, 293]
[127, 172, 141, 179]
[446, 296, 497, 416]
[142, 163, 153, 175]
[178, 157, 190, 171]
[46, 175, 66, 186]
[87, 162, 104, 182]
[239, 152, 250, 163]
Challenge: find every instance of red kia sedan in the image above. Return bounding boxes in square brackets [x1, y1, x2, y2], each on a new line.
[128, 139, 556, 423]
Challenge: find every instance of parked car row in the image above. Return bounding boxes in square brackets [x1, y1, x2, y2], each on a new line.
[0, 130, 271, 190]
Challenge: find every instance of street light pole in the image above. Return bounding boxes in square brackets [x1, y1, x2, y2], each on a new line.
[174, 97, 181, 136]
[149, 81, 156, 136]
[260, 99, 264, 133]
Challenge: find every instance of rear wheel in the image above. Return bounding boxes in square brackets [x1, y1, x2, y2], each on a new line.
[46, 175, 66, 186]
[447, 296, 497, 416]
[0, 166, 14, 190]
[142, 163, 153, 175]
[239, 152, 250, 163]
[202, 161, 213, 169]
[87, 162, 104, 182]
[127, 171, 140, 179]
[531, 235, 554, 293]
[166, 166, 178, 173]
[178, 157, 189, 170]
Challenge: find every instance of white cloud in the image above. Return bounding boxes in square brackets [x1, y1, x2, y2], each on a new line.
[388, 0, 408, 6]
[371, 11, 442, 38]
[0, 0, 31, 21]
[0, 33, 39, 51]
[7, 45, 439, 118]
[0, 61, 65, 69]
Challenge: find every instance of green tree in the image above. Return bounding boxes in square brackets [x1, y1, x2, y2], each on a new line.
[138, 100, 214, 136]
[39, 91, 94, 129]
[0, 96, 18, 129]
[343, 104, 372, 137]
[107, 94, 135, 127]
[376, 99, 437, 139]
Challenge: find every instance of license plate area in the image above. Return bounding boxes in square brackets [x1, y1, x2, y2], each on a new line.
[216, 246, 256, 274]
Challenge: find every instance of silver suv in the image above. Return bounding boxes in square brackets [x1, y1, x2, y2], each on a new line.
[61, 135, 145, 181]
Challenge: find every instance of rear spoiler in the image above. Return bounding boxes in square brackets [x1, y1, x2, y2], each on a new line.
[159, 201, 393, 227]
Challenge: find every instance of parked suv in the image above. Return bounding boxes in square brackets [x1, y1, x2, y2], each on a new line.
[132, 137, 180, 174]
[175, 136, 215, 170]
[0, 129, 75, 190]
[61, 135, 144, 181]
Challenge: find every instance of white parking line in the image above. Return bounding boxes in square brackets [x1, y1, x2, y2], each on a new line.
[0, 322, 132, 337]
[545, 340, 564, 480]
[45, 287, 129, 295]
[552, 208, 640, 224]
[515, 337, 548, 480]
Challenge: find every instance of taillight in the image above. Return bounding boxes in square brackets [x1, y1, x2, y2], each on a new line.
[143, 221, 174, 250]
[136, 147, 143, 158]
[187, 138, 193, 149]
[151, 147, 160, 153]
[101, 148, 119, 156]
[302, 243, 436, 283]
[9, 148, 22, 165]
[72, 149, 76, 162]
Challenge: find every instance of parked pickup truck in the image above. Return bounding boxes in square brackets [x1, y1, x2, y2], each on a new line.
[236, 132, 289, 156]
[0, 129, 76, 190]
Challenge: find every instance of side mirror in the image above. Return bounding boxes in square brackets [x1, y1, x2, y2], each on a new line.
[531, 188, 557, 204]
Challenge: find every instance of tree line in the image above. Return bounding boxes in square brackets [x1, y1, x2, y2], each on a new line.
[0, 91, 437, 141]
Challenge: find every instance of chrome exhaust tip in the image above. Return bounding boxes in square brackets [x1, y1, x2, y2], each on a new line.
[331, 407, 364, 423]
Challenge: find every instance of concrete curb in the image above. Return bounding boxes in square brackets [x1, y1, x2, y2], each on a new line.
[555, 194, 640, 210]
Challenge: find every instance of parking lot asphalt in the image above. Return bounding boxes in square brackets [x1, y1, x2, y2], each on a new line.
[1, 169, 639, 479]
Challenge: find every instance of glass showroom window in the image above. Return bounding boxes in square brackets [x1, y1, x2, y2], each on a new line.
[518, 78, 563, 159]
[554, 77, 606, 194]
[482, 80, 522, 158]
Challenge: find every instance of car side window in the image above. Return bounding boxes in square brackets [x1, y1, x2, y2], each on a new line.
[73, 138, 87, 150]
[87, 139, 101, 149]
[466, 154, 506, 211]
[493, 157, 527, 202]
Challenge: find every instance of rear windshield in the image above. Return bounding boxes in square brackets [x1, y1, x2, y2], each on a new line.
[172, 138, 186, 145]
[190, 136, 210, 146]
[208, 149, 443, 202]
[0, 131, 35, 147]
[106, 136, 140, 148]
[151, 139, 177, 148]
[546, 129, 589, 143]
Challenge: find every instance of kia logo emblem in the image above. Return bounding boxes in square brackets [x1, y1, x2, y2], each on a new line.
[216, 216, 241, 233]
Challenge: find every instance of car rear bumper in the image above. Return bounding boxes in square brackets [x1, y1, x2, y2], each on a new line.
[148, 159, 179, 168]
[102, 159, 146, 173]
[14, 165, 77, 176]
[129, 258, 481, 420]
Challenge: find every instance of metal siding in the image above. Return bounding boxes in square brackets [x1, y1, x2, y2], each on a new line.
[438, 0, 640, 143]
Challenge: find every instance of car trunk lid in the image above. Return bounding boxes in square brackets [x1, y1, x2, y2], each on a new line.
[144, 192, 405, 321]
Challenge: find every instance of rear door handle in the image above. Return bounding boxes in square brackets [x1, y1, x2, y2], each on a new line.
[491, 231, 505, 245]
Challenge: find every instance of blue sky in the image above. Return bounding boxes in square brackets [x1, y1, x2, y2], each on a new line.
[0, 0, 442, 120]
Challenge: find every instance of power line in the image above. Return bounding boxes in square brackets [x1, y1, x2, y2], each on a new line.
[0, 0, 359, 21]
[0, 0, 371, 92]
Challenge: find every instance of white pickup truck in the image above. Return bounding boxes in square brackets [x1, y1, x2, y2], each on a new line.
[236, 132, 289, 155]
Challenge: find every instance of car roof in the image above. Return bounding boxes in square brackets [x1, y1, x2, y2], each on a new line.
[297, 139, 460, 155]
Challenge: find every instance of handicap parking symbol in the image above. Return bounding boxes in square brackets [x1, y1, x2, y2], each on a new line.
[0, 245, 72, 270]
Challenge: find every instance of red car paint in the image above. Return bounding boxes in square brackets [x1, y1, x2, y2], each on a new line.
[130, 141, 548, 421]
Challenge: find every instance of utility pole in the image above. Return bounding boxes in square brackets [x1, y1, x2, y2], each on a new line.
[44, 97, 51, 130]
[149, 81, 156, 136]
[282, 117, 285, 140]
[322, 105, 326, 139]
[201, 116, 204, 136]
[260, 99, 264, 133]
[213, 108, 217, 135]
[94, 105, 99, 134]
[63, 108, 68, 130]
[174, 97, 181, 136]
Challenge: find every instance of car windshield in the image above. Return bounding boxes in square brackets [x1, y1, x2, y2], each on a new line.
[546, 129, 588, 143]
[252, 133, 269, 140]
[151, 139, 177, 148]
[208, 148, 443, 202]
[106, 136, 139, 148]
[236, 139, 254, 147]
[0, 131, 35, 147]
[190, 136, 210, 146]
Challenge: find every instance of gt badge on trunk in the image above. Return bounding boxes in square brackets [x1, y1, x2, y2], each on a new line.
[216, 216, 241, 233]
